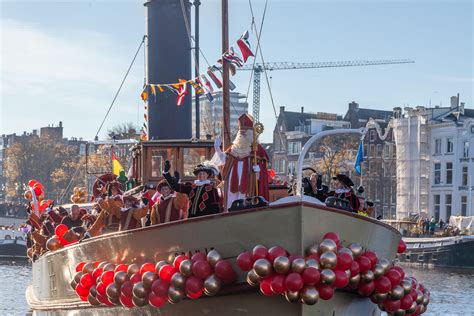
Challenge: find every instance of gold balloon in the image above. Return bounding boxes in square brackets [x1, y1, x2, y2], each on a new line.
[98, 261, 109, 269]
[345, 270, 351, 279]
[203, 274, 222, 296]
[305, 243, 319, 256]
[320, 252, 338, 269]
[421, 305, 427, 314]
[253, 258, 273, 278]
[285, 290, 300, 303]
[416, 292, 424, 304]
[422, 294, 429, 306]
[70, 279, 77, 290]
[88, 293, 101, 306]
[74, 272, 83, 284]
[133, 282, 149, 298]
[89, 285, 97, 297]
[246, 270, 260, 287]
[338, 247, 354, 258]
[82, 262, 95, 274]
[401, 279, 413, 295]
[103, 263, 116, 272]
[73, 187, 79, 194]
[349, 243, 363, 258]
[300, 286, 319, 305]
[179, 259, 193, 277]
[378, 258, 391, 273]
[168, 286, 185, 303]
[318, 239, 338, 253]
[361, 270, 374, 283]
[393, 309, 406, 316]
[132, 295, 148, 307]
[38, 194, 44, 201]
[291, 258, 307, 274]
[127, 263, 140, 276]
[407, 302, 417, 314]
[273, 256, 291, 274]
[305, 258, 320, 270]
[46, 236, 62, 251]
[373, 264, 385, 279]
[206, 250, 222, 267]
[142, 271, 158, 289]
[106, 283, 119, 299]
[320, 269, 336, 285]
[371, 292, 387, 303]
[24, 191, 32, 200]
[349, 274, 360, 287]
[171, 272, 186, 289]
[113, 271, 128, 287]
[389, 285, 404, 300]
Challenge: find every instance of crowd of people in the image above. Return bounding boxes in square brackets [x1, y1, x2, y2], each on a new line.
[0, 202, 28, 218]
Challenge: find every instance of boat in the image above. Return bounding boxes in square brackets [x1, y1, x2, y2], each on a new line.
[25, 0, 429, 315]
[0, 226, 27, 261]
[384, 219, 474, 269]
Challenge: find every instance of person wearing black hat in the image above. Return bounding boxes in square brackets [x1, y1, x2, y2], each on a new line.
[162, 160, 221, 218]
[326, 174, 360, 212]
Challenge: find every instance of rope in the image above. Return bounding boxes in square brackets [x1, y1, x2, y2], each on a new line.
[94, 35, 146, 140]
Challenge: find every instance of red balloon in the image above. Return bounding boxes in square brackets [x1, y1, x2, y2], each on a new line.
[75, 283, 89, 297]
[159, 264, 177, 283]
[336, 252, 353, 271]
[140, 262, 155, 275]
[185, 276, 204, 295]
[400, 294, 414, 310]
[130, 272, 142, 284]
[306, 253, 320, 261]
[148, 292, 167, 307]
[151, 279, 169, 297]
[362, 251, 378, 269]
[409, 288, 418, 301]
[97, 293, 114, 306]
[96, 282, 107, 296]
[55, 224, 68, 238]
[356, 256, 371, 273]
[114, 264, 128, 273]
[285, 273, 304, 292]
[385, 269, 402, 287]
[173, 255, 189, 270]
[120, 281, 133, 297]
[318, 285, 335, 300]
[418, 282, 425, 294]
[392, 266, 405, 280]
[334, 269, 349, 288]
[384, 299, 401, 312]
[92, 268, 103, 280]
[191, 260, 212, 280]
[397, 240, 407, 253]
[270, 274, 287, 294]
[358, 281, 375, 296]
[237, 252, 254, 271]
[252, 245, 268, 261]
[33, 184, 43, 197]
[214, 260, 236, 284]
[101, 271, 115, 286]
[76, 262, 86, 273]
[302, 267, 320, 286]
[119, 293, 134, 308]
[187, 289, 203, 299]
[374, 276, 392, 294]
[191, 252, 207, 263]
[28, 179, 38, 188]
[260, 277, 275, 296]
[80, 295, 88, 302]
[288, 254, 303, 263]
[350, 261, 360, 277]
[322, 232, 341, 245]
[80, 273, 95, 289]
[267, 246, 288, 262]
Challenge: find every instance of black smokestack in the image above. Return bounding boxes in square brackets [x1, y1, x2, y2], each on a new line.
[145, 0, 192, 139]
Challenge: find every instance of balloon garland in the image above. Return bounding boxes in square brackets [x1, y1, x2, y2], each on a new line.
[70, 249, 237, 308]
[23, 179, 54, 213]
[236, 233, 430, 315]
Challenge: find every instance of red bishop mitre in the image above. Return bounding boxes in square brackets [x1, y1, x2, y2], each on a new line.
[238, 113, 254, 130]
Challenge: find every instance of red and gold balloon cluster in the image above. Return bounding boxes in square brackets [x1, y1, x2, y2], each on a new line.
[46, 224, 77, 251]
[23, 179, 53, 213]
[236, 232, 430, 315]
[71, 187, 87, 204]
[70, 250, 237, 308]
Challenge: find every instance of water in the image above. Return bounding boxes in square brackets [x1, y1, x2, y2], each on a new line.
[0, 262, 472, 315]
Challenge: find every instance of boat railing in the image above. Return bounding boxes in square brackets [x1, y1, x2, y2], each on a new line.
[295, 128, 365, 197]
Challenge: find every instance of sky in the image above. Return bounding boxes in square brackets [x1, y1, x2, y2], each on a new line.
[1, 0, 473, 143]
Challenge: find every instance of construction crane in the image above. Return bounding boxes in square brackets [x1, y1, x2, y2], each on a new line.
[238, 59, 415, 122]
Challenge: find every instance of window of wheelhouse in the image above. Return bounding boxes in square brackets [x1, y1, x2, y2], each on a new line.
[151, 148, 175, 178]
[182, 148, 207, 177]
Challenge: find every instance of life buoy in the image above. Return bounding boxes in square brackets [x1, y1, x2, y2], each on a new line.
[4, 235, 11, 240]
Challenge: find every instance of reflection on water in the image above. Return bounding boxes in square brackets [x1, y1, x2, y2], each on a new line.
[0, 261, 472, 316]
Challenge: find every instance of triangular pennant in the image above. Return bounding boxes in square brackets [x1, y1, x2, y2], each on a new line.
[236, 30, 254, 62]
[207, 66, 223, 89]
[222, 47, 244, 67]
[176, 79, 188, 106]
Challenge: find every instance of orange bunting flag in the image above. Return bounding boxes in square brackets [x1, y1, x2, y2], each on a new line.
[157, 85, 164, 93]
[141, 90, 148, 101]
[150, 85, 156, 96]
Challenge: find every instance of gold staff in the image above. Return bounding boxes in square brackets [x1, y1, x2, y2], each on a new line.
[252, 122, 264, 196]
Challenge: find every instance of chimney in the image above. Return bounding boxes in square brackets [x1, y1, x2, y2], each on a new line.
[450, 96, 458, 109]
[301, 107, 304, 114]
[349, 101, 359, 111]
[59, 121, 63, 128]
[280, 106, 285, 113]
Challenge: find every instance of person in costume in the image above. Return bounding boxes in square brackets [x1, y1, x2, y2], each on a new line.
[213, 113, 269, 210]
[150, 180, 188, 224]
[326, 174, 360, 212]
[162, 160, 221, 218]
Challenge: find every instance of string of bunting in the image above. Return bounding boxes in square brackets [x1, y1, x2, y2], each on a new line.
[140, 30, 254, 106]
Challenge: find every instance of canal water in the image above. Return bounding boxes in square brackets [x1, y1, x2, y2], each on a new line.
[0, 262, 472, 315]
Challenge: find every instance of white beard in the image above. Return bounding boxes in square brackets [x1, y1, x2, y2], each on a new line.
[230, 130, 253, 158]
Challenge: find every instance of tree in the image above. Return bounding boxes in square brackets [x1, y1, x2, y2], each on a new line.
[106, 122, 140, 140]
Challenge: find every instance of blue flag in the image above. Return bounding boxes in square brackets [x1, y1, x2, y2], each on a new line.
[354, 142, 364, 175]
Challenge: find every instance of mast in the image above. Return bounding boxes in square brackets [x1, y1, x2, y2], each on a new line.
[194, 0, 201, 139]
[221, 0, 231, 149]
